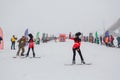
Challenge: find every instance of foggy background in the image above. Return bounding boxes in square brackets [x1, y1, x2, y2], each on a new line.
[0, 0, 120, 39]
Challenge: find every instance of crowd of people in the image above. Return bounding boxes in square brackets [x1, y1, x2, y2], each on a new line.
[81, 33, 120, 48]
[11, 33, 36, 58]
[7, 31, 120, 64]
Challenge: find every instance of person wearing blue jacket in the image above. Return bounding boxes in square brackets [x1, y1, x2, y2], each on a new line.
[117, 37, 120, 48]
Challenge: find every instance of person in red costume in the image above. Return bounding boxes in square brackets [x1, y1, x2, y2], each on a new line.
[70, 32, 85, 64]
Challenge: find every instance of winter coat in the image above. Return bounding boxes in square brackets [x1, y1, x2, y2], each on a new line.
[18, 37, 26, 48]
[70, 37, 81, 49]
[11, 36, 17, 42]
[117, 37, 120, 43]
[110, 36, 114, 42]
[104, 37, 109, 43]
[28, 39, 34, 48]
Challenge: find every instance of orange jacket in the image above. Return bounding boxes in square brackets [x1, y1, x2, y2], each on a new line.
[105, 37, 109, 43]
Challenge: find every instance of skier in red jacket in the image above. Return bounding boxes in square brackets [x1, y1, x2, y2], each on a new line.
[70, 32, 85, 64]
[26, 33, 35, 57]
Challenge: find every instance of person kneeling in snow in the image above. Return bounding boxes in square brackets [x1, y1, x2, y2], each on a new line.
[70, 32, 85, 64]
[26, 33, 35, 57]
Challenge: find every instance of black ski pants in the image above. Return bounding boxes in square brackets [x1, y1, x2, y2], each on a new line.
[72, 48, 84, 62]
[26, 47, 35, 57]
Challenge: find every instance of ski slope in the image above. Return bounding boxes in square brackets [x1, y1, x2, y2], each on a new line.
[0, 40, 120, 80]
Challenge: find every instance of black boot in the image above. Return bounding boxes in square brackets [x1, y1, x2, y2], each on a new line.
[21, 54, 24, 56]
[26, 54, 29, 57]
[33, 53, 35, 58]
[72, 60, 76, 64]
[81, 60, 85, 64]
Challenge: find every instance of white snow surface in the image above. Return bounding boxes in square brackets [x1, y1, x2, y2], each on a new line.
[0, 40, 120, 80]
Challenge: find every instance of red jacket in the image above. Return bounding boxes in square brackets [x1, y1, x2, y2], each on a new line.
[70, 38, 81, 49]
[28, 39, 34, 48]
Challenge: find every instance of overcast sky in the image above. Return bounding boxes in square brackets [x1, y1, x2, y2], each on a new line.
[0, 0, 120, 37]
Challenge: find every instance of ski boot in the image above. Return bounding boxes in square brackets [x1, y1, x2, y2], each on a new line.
[21, 54, 24, 56]
[25, 54, 29, 57]
[33, 53, 35, 58]
[72, 61, 76, 64]
[81, 60, 85, 64]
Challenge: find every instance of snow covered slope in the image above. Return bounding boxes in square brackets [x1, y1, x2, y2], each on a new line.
[0, 40, 120, 80]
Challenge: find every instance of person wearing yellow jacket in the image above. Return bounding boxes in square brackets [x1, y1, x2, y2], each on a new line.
[11, 35, 17, 50]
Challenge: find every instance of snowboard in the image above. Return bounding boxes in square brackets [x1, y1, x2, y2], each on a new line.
[64, 63, 92, 66]
[12, 56, 17, 58]
[12, 56, 40, 59]
[12, 56, 26, 59]
[29, 57, 40, 59]
[76, 63, 92, 65]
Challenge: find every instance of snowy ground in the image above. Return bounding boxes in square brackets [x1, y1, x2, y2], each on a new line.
[0, 40, 120, 80]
